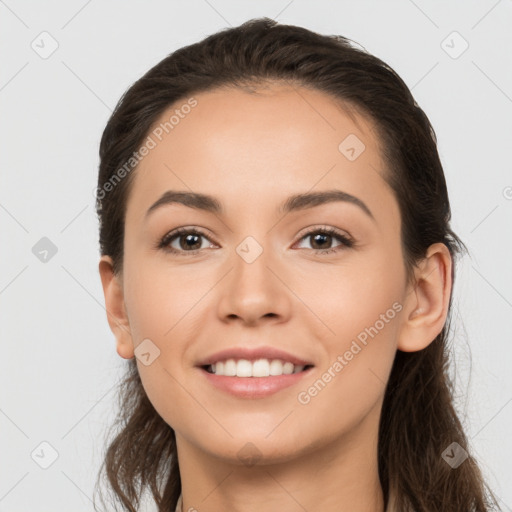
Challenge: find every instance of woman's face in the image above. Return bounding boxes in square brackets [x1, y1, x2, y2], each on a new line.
[106, 84, 413, 464]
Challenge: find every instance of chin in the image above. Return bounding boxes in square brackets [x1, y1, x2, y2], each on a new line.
[194, 432, 312, 467]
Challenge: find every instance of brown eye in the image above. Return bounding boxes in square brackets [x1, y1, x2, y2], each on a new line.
[175, 233, 202, 251]
[295, 227, 354, 255]
[158, 226, 354, 257]
[159, 227, 215, 255]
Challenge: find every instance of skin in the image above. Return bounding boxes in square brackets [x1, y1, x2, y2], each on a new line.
[99, 83, 452, 512]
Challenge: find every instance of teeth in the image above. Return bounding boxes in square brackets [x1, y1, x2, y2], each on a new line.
[269, 359, 283, 375]
[224, 359, 237, 376]
[283, 362, 294, 374]
[236, 359, 252, 377]
[207, 358, 307, 377]
[252, 359, 269, 377]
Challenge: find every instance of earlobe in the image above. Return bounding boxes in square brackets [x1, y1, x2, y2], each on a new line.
[98, 255, 135, 359]
[397, 243, 452, 352]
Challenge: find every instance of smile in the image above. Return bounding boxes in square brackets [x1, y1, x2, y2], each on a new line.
[199, 361, 314, 399]
[204, 358, 313, 377]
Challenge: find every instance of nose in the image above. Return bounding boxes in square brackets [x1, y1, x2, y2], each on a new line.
[216, 243, 292, 327]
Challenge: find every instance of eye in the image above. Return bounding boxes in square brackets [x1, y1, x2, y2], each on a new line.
[294, 226, 354, 255]
[158, 227, 216, 256]
[158, 226, 354, 256]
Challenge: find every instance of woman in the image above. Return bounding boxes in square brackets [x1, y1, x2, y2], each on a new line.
[94, 17, 501, 512]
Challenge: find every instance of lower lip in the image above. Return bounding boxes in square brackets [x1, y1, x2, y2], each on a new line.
[199, 366, 314, 399]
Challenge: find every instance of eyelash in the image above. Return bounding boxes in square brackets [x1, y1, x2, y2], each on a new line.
[157, 226, 354, 257]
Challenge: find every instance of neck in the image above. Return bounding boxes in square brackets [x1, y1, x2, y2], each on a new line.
[175, 403, 386, 512]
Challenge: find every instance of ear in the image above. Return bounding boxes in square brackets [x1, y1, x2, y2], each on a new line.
[397, 242, 453, 352]
[98, 255, 135, 359]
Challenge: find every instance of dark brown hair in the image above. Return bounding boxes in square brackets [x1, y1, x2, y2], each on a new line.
[94, 17, 501, 512]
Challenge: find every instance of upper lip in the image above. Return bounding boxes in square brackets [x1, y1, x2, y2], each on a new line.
[196, 346, 314, 367]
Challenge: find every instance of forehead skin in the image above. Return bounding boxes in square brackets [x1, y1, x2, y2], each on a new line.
[124, 84, 400, 255]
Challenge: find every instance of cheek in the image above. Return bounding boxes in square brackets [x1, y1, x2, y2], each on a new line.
[122, 262, 197, 429]
[121, 257, 210, 404]
[303, 247, 405, 341]
[296, 293, 401, 438]
[296, 251, 403, 403]
[123, 253, 202, 342]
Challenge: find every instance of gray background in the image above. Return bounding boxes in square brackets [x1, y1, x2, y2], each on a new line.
[1, 0, 511, 510]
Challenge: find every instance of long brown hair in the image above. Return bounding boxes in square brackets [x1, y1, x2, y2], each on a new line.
[94, 17, 501, 512]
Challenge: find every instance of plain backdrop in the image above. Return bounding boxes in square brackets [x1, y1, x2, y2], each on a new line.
[1, 1, 511, 510]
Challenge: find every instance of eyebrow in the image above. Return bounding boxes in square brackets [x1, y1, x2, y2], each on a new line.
[145, 189, 375, 222]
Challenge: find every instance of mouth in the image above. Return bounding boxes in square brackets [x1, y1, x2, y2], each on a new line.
[198, 360, 315, 399]
[201, 359, 314, 377]
[195, 346, 315, 398]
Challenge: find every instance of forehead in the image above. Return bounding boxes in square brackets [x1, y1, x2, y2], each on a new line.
[125, 84, 398, 228]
